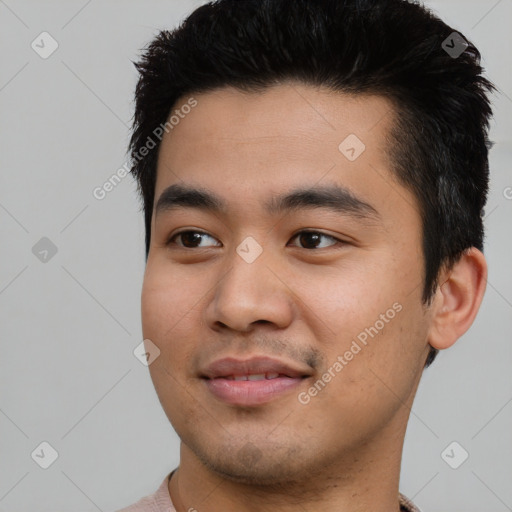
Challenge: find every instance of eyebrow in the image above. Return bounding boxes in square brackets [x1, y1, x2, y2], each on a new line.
[154, 183, 381, 223]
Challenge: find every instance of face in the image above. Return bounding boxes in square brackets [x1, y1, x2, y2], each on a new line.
[141, 83, 433, 485]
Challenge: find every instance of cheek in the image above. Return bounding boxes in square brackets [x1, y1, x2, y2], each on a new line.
[141, 262, 202, 338]
[308, 301, 428, 441]
[141, 266, 202, 386]
[297, 263, 390, 338]
[303, 253, 428, 388]
[141, 267, 201, 416]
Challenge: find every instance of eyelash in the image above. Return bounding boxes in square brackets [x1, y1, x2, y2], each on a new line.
[166, 229, 345, 250]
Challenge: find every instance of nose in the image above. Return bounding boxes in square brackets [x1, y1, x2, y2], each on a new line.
[204, 247, 295, 333]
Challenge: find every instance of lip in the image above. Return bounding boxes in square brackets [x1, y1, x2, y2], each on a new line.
[201, 356, 312, 407]
[201, 356, 311, 379]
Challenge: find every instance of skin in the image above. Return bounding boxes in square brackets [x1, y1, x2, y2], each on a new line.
[141, 82, 487, 512]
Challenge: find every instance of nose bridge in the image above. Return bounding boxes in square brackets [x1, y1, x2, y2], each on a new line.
[207, 239, 293, 331]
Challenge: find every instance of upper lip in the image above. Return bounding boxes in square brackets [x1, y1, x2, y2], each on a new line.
[201, 356, 312, 379]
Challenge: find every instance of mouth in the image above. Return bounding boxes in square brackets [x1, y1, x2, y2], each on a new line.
[200, 356, 312, 406]
[202, 374, 309, 406]
[222, 372, 290, 381]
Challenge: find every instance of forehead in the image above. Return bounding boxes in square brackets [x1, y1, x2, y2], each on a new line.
[154, 83, 418, 225]
[158, 83, 394, 158]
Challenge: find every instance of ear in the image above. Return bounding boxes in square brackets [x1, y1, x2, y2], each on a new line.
[428, 247, 487, 350]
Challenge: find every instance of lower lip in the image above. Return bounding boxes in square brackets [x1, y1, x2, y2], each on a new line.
[204, 376, 305, 406]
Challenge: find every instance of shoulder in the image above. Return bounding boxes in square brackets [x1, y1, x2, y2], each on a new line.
[115, 472, 176, 512]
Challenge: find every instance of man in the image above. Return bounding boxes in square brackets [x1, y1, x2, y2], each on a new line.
[118, 0, 494, 510]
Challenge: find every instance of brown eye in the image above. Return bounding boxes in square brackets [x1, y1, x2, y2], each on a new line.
[289, 231, 341, 249]
[167, 230, 220, 248]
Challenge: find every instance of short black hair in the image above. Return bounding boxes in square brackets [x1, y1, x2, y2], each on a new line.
[129, 0, 495, 367]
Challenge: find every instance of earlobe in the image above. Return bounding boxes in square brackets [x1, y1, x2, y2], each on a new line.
[428, 248, 487, 351]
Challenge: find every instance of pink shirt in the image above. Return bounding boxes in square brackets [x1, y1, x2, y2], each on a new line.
[116, 470, 422, 511]
[116, 471, 176, 512]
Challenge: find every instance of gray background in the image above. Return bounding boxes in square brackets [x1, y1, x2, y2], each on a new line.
[1, 1, 511, 511]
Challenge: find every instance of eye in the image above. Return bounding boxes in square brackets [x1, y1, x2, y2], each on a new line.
[167, 230, 220, 248]
[167, 229, 342, 250]
[288, 230, 341, 250]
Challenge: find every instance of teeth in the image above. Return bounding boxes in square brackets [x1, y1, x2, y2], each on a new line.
[248, 374, 266, 381]
[226, 373, 282, 381]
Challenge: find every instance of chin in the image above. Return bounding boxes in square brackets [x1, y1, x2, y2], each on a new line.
[190, 437, 311, 486]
